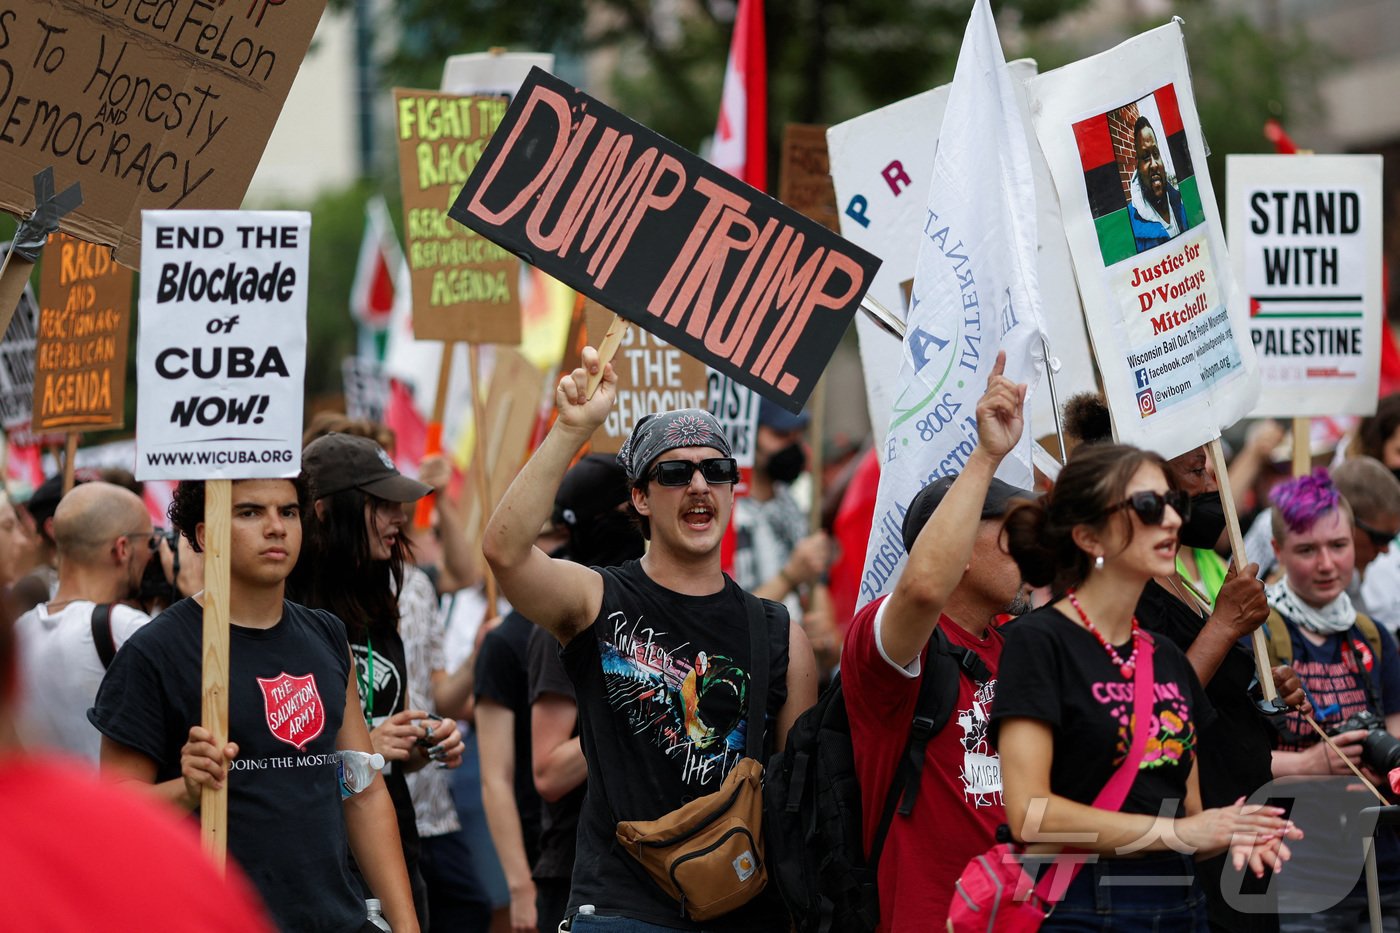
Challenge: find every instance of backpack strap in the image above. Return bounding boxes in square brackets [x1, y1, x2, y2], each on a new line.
[868, 625, 989, 866]
[90, 603, 116, 670]
[743, 592, 772, 761]
[1355, 612, 1384, 667]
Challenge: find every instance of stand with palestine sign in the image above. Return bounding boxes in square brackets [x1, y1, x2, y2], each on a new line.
[1227, 155, 1383, 420]
[135, 210, 310, 867]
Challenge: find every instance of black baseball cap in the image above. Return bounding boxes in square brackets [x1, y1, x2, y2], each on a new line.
[302, 433, 432, 503]
[901, 474, 1035, 554]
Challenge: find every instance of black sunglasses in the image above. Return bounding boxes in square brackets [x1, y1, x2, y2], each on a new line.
[650, 457, 739, 487]
[1105, 489, 1191, 526]
[1354, 517, 1398, 549]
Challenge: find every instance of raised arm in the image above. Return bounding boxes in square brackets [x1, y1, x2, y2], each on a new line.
[880, 353, 1026, 667]
[483, 347, 614, 644]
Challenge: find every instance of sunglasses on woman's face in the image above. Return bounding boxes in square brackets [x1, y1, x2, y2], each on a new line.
[1105, 489, 1192, 526]
[650, 457, 740, 487]
[1353, 517, 1398, 550]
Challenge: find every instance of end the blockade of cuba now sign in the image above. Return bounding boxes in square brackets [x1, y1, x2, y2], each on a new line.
[448, 67, 881, 414]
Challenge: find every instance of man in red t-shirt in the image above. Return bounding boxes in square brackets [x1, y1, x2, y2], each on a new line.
[843, 356, 1030, 930]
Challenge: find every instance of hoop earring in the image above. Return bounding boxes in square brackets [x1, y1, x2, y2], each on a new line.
[1093, 554, 1105, 571]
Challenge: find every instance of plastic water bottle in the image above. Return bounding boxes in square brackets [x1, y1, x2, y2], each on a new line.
[366, 898, 391, 931]
[333, 750, 385, 799]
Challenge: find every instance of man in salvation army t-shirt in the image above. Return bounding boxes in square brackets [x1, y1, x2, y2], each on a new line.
[843, 355, 1033, 930]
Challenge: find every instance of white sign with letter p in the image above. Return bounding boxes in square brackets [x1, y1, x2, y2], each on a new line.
[136, 211, 309, 480]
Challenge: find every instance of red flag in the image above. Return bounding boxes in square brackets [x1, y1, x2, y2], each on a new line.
[350, 198, 400, 330]
[710, 0, 767, 191]
[1263, 118, 1299, 155]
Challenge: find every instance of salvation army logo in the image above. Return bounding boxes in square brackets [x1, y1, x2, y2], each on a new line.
[1136, 388, 1157, 418]
[256, 672, 326, 750]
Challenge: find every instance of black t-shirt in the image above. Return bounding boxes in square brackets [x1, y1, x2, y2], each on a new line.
[527, 623, 585, 883]
[88, 597, 365, 933]
[1136, 580, 1275, 809]
[562, 560, 791, 930]
[474, 610, 542, 865]
[346, 621, 421, 871]
[992, 604, 1214, 817]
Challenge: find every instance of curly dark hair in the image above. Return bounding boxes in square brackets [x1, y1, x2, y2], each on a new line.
[285, 486, 413, 638]
[1357, 393, 1400, 463]
[168, 476, 312, 553]
[1003, 443, 1178, 596]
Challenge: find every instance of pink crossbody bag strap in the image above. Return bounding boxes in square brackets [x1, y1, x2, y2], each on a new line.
[1031, 630, 1157, 903]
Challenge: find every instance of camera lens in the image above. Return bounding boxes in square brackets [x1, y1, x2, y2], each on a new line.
[1362, 729, 1400, 775]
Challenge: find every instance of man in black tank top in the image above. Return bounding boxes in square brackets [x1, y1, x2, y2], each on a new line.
[484, 346, 818, 931]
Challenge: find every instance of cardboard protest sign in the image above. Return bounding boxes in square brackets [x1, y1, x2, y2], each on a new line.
[0, 0, 326, 268]
[779, 125, 839, 232]
[34, 233, 132, 430]
[449, 67, 881, 414]
[0, 254, 39, 431]
[459, 347, 543, 535]
[583, 301, 709, 454]
[442, 52, 554, 99]
[1026, 23, 1257, 457]
[394, 89, 521, 343]
[827, 61, 1097, 450]
[342, 356, 389, 424]
[136, 211, 309, 479]
[1227, 155, 1383, 418]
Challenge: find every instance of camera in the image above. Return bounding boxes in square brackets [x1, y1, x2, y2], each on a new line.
[1326, 709, 1400, 774]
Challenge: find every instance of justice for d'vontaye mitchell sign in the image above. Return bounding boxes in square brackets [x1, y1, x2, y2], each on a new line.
[1227, 154, 1384, 419]
[447, 67, 882, 414]
[135, 210, 308, 480]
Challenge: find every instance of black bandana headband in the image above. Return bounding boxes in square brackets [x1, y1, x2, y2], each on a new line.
[616, 409, 733, 484]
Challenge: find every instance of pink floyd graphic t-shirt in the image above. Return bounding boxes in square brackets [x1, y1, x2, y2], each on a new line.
[561, 559, 790, 929]
[992, 605, 1214, 818]
[89, 598, 364, 933]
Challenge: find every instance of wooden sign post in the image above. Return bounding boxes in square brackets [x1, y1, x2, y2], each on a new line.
[136, 211, 312, 866]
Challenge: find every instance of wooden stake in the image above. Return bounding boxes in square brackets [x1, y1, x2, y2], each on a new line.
[60, 432, 78, 493]
[585, 314, 628, 398]
[1291, 416, 1311, 477]
[413, 342, 457, 529]
[807, 378, 827, 530]
[467, 344, 497, 609]
[1208, 438, 1279, 704]
[0, 248, 34, 339]
[200, 479, 232, 870]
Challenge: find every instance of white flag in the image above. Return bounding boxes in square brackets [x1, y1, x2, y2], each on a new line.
[858, 0, 1045, 610]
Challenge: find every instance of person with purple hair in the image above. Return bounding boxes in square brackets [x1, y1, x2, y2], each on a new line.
[1264, 468, 1400, 929]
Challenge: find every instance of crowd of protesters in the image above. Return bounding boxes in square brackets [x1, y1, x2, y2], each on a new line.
[5, 344, 1400, 933]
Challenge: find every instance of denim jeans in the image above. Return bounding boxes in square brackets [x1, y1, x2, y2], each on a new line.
[1042, 853, 1208, 932]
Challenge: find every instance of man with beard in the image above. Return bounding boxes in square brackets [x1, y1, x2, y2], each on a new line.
[842, 360, 1033, 930]
[1128, 114, 1192, 253]
[15, 482, 154, 763]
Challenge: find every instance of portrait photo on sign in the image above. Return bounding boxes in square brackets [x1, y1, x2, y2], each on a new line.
[1072, 84, 1206, 266]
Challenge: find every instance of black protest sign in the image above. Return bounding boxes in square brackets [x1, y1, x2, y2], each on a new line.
[448, 67, 881, 413]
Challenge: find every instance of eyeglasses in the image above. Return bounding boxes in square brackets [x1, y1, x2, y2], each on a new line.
[1354, 517, 1398, 549]
[1105, 490, 1192, 526]
[650, 457, 739, 487]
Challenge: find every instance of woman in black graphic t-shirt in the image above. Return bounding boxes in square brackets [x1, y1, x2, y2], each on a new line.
[292, 432, 465, 929]
[991, 443, 1299, 931]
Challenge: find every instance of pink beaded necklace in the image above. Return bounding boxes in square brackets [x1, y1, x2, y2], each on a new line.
[1066, 588, 1140, 680]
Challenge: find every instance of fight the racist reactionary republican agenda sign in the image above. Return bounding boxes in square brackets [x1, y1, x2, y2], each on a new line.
[448, 67, 881, 414]
[135, 210, 308, 480]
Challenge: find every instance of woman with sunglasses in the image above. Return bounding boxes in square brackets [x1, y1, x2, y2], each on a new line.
[992, 443, 1299, 931]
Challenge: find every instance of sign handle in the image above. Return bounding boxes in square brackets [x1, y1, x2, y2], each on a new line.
[200, 479, 233, 871]
[414, 343, 457, 530]
[1207, 438, 1279, 704]
[807, 378, 826, 531]
[0, 250, 34, 341]
[61, 433, 79, 494]
[467, 344, 498, 611]
[1291, 417, 1311, 477]
[586, 314, 628, 398]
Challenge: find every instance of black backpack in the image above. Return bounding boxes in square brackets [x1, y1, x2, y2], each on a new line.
[764, 627, 990, 933]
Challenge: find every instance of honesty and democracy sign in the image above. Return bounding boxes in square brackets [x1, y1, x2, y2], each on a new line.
[1228, 155, 1383, 418]
[1027, 22, 1258, 457]
[449, 67, 881, 414]
[136, 211, 308, 479]
[0, 0, 326, 267]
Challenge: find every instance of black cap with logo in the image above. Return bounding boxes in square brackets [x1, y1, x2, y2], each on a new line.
[302, 433, 432, 503]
